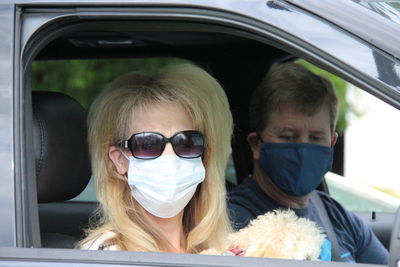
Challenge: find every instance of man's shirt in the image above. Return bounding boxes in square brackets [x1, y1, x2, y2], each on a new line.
[228, 177, 389, 264]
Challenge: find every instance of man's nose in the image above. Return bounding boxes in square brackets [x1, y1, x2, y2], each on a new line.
[298, 135, 309, 143]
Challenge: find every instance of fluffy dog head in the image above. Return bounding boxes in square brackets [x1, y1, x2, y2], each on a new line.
[201, 209, 325, 260]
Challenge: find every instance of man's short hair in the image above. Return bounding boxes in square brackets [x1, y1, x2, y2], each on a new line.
[249, 62, 338, 134]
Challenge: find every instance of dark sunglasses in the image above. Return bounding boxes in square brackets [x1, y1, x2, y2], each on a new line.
[119, 130, 205, 159]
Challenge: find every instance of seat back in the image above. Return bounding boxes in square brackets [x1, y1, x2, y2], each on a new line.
[32, 91, 91, 247]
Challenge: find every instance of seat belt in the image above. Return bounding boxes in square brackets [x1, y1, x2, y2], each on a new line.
[310, 191, 342, 261]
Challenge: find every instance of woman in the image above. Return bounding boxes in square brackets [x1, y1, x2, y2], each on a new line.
[79, 63, 233, 253]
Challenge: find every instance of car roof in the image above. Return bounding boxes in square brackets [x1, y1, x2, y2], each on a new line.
[12, 0, 400, 60]
[287, 0, 400, 60]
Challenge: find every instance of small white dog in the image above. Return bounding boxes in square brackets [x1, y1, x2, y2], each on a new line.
[201, 209, 325, 260]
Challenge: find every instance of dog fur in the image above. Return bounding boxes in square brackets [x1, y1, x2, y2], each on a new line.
[201, 209, 325, 260]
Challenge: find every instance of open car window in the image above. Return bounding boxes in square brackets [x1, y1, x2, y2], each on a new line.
[32, 57, 400, 214]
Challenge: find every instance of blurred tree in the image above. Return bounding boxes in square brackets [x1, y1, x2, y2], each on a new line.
[31, 58, 185, 109]
[297, 60, 360, 175]
[32, 58, 357, 135]
[298, 60, 358, 135]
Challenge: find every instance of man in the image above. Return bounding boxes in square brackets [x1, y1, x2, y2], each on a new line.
[228, 63, 388, 263]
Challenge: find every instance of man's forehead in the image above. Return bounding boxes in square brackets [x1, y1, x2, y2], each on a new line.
[275, 102, 321, 115]
[266, 105, 331, 131]
[277, 126, 328, 135]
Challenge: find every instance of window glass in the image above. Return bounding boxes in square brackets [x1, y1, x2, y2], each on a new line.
[72, 176, 96, 202]
[32, 58, 186, 109]
[225, 155, 238, 185]
[338, 84, 400, 212]
[301, 60, 400, 213]
[32, 57, 400, 212]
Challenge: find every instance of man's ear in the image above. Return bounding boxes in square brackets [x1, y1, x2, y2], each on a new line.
[331, 132, 338, 147]
[109, 146, 129, 175]
[247, 132, 261, 161]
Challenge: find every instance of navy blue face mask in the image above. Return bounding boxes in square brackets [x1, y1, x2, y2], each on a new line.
[259, 142, 333, 197]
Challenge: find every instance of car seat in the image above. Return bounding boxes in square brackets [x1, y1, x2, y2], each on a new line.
[32, 91, 91, 248]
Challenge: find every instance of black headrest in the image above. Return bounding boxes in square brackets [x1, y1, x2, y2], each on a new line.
[33, 91, 91, 203]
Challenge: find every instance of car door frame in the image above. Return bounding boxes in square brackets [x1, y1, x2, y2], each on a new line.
[2, 0, 400, 266]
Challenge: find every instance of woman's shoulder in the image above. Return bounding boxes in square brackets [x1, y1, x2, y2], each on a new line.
[80, 231, 119, 250]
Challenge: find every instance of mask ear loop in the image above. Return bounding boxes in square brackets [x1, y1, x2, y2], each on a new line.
[116, 140, 136, 194]
[117, 138, 132, 160]
[119, 149, 130, 160]
[118, 149, 133, 187]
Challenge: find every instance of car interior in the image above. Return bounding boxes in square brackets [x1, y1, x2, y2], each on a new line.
[26, 18, 395, 257]
[33, 91, 92, 248]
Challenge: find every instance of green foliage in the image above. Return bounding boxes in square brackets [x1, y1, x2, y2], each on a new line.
[298, 60, 354, 134]
[31, 58, 185, 109]
[32, 58, 356, 135]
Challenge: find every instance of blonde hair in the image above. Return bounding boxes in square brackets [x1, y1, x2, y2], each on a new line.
[79, 63, 233, 253]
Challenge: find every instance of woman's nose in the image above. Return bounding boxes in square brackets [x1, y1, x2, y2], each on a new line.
[163, 142, 175, 155]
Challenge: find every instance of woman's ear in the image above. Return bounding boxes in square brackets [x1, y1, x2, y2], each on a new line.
[109, 146, 129, 175]
[247, 132, 261, 161]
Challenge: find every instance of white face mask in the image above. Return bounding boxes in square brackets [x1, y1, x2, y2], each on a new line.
[125, 154, 205, 218]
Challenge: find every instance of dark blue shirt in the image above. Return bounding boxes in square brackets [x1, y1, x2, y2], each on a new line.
[228, 177, 389, 264]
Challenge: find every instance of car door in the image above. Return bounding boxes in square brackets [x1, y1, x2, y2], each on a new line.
[0, 0, 399, 266]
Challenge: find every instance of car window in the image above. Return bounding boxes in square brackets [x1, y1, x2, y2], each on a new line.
[301, 61, 400, 213]
[33, 57, 400, 213]
[335, 83, 400, 212]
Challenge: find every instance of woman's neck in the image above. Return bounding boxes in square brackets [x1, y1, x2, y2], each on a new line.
[144, 210, 187, 253]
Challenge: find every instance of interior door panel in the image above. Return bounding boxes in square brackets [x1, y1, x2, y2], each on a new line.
[354, 211, 395, 250]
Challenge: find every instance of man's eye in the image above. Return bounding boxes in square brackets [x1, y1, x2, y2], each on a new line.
[310, 136, 322, 142]
[279, 135, 294, 141]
